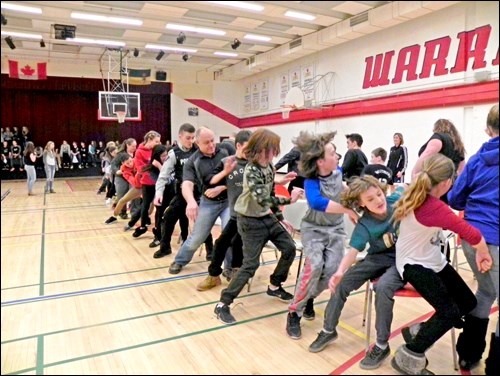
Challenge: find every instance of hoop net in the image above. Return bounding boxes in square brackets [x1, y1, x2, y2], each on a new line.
[281, 104, 296, 119]
[116, 111, 126, 123]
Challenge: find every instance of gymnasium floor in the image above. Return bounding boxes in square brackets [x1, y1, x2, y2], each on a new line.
[1, 177, 496, 374]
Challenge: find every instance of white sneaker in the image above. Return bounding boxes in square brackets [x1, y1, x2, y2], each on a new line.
[105, 198, 112, 206]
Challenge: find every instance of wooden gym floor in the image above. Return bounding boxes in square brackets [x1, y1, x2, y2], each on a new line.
[1, 178, 496, 375]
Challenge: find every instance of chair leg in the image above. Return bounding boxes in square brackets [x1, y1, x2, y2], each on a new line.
[365, 282, 374, 352]
[295, 250, 303, 286]
[451, 327, 459, 370]
[362, 281, 370, 327]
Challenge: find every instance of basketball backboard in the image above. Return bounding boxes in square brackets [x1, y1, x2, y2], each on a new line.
[98, 91, 141, 122]
[281, 86, 305, 119]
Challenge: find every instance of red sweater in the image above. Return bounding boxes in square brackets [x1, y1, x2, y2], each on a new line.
[134, 144, 155, 187]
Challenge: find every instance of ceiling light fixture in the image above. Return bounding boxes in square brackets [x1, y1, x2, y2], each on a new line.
[166, 23, 225, 36]
[5, 36, 15, 49]
[71, 12, 142, 26]
[40, 39, 45, 48]
[230, 38, 241, 50]
[156, 50, 165, 61]
[244, 34, 271, 42]
[66, 37, 125, 47]
[1, 30, 43, 40]
[1, 2, 42, 14]
[176, 32, 186, 44]
[182, 53, 189, 62]
[133, 48, 139, 57]
[214, 51, 238, 57]
[145, 44, 197, 53]
[284, 10, 316, 21]
[208, 1, 264, 12]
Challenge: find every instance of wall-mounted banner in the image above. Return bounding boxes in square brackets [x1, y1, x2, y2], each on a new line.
[280, 73, 289, 105]
[252, 82, 260, 111]
[244, 84, 251, 113]
[260, 79, 269, 110]
[290, 67, 301, 88]
[302, 64, 315, 101]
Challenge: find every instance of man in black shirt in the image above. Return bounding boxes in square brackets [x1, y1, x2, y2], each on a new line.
[342, 133, 368, 182]
[169, 127, 230, 274]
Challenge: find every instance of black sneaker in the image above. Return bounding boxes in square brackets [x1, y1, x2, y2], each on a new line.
[360, 344, 390, 370]
[303, 298, 315, 321]
[132, 226, 148, 238]
[149, 238, 161, 248]
[267, 285, 293, 302]
[104, 216, 117, 224]
[214, 304, 236, 325]
[168, 262, 183, 274]
[153, 248, 172, 259]
[286, 312, 301, 339]
[309, 330, 338, 353]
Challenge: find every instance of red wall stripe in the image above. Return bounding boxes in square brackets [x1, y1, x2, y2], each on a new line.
[186, 80, 499, 129]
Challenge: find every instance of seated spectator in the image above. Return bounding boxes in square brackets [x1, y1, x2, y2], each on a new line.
[362, 147, 394, 186]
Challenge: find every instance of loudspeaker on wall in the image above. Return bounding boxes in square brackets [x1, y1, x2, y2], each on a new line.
[156, 71, 167, 81]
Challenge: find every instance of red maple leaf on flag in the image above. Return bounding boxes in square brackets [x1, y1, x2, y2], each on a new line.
[21, 65, 35, 76]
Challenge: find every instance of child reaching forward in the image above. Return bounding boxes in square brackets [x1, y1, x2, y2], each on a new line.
[285, 131, 358, 340]
[214, 129, 303, 325]
[308, 175, 405, 370]
[391, 153, 492, 375]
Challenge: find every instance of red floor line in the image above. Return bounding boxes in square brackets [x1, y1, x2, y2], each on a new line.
[65, 179, 75, 192]
[330, 311, 434, 375]
[330, 305, 499, 375]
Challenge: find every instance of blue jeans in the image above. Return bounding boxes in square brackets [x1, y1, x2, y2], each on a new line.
[462, 241, 499, 337]
[174, 197, 230, 266]
[25, 165, 36, 193]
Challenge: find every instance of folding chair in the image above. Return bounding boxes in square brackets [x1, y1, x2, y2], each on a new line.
[364, 281, 459, 371]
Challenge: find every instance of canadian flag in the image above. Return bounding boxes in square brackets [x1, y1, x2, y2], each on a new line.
[8, 60, 47, 80]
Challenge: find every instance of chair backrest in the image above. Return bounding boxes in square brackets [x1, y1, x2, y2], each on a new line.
[274, 184, 290, 198]
[282, 199, 308, 231]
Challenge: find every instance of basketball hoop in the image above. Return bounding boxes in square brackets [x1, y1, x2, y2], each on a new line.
[116, 111, 126, 123]
[281, 104, 297, 120]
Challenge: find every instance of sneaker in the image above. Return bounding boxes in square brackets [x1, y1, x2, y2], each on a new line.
[391, 345, 434, 375]
[196, 276, 222, 291]
[123, 224, 133, 232]
[286, 312, 301, 339]
[309, 330, 338, 353]
[105, 198, 112, 205]
[132, 226, 148, 238]
[149, 238, 161, 248]
[49, 189, 56, 193]
[105, 216, 117, 225]
[119, 212, 129, 220]
[303, 298, 315, 321]
[267, 285, 293, 302]
[153, 248, 172, 259]
[168, 262, 183, 274]
[360, 344, 390, 370]
[222, 268, 232, 282]
[214, 304, 236, 325]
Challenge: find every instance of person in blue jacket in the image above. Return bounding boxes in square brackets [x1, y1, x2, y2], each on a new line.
[448, 103, 499, 375]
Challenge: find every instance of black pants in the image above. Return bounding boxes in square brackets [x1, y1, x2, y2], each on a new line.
[208, 217, 243, 277]
[403, 263, 477, 353]
[160, 194, 213, 250]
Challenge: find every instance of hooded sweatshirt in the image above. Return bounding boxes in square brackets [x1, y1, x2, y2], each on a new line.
[448, 136, 499, 245]
[134, 143, 155, 187]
